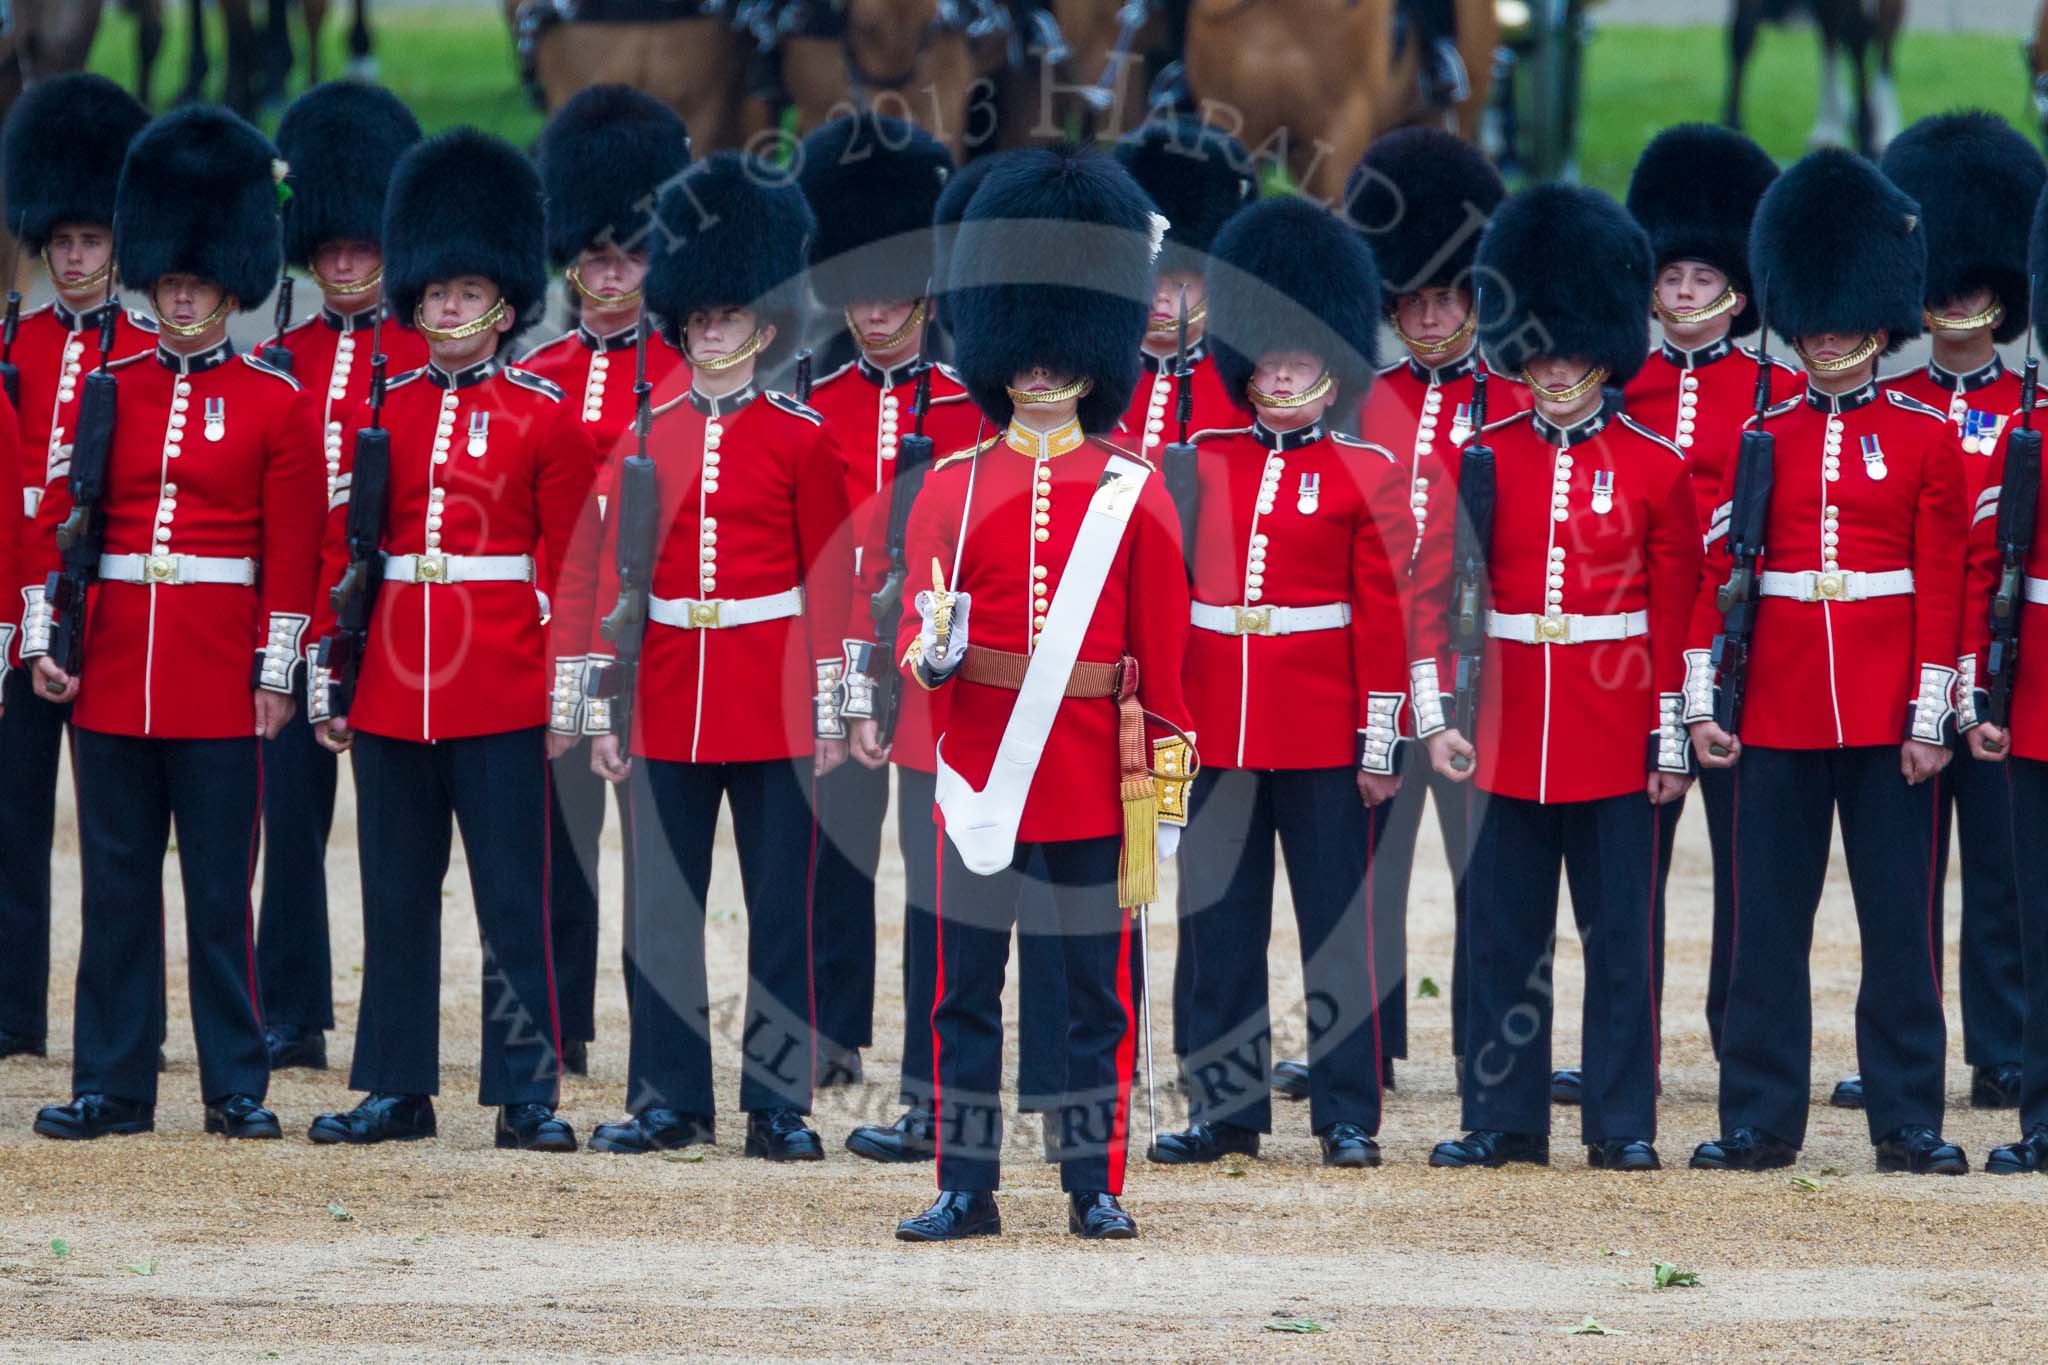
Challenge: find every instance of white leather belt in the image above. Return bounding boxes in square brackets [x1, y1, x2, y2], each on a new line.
[1486, 609, 1648, 645]
[1191, 600, 1352, 636]
[1759, 568, 1914, 603]
[100, 552, 256, 586]
[381, 552, 534, 585]
[648, 586, 805, 630]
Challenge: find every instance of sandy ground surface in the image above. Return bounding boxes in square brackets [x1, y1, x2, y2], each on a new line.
[3, 756, 2047, 1362]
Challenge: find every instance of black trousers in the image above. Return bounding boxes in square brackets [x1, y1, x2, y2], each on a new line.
[1177, 767, 1390, 1135]
[255, 697, 338, 1031]
[0, 667, 69, 1042]
[70, 728, 268, 1105]
[813, 755, 888, 1057]
[2002, 757, 2048, 1133]
[348, 728, 561, 1106]
[1462, 789, 1664, 1145]
[1699, 765, 1737, 1057]
[1370, 763, 1474, 1059]
[895, 766, 941, 1106]
[622, 756, 818, 1117]
[1942, 753, 2025, 1068]
[547, 740, 628, 1045]
[932, 833, 1134, 1194]
[1717, 745, 1946, 1146]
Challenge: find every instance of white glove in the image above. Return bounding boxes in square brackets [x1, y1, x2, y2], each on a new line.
[913, 587, 971, 680]
[1157, 822, 1181, 863]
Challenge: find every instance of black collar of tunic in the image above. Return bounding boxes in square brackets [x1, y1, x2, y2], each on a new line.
[1804, 379, 1879, 414]
[1251, 419, 1325, 451]
[689, 381, 759, 418]
[857, 353, 915, 389]
[1927, 354, 2005, 393]
[1140, 338, 1208, 374]
[1406, 348, 1478, 386]
[321, 302, 388, 335]
[1659, 335, 1735, 370]
[426, 355, 500, 390]
[1530, 394, 1614, 447]
[155, 339, 235, 375]
[577, 320, 642, 353]
[54, 299, 121, 334]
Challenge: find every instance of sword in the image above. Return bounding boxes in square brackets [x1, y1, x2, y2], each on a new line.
[1138, 904, 1158, 1148]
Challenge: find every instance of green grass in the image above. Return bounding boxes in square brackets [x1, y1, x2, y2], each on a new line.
[82, 8, 2043, 194]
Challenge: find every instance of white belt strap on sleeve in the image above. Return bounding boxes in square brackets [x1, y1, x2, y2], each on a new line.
[647, 586, 805, 630]
[381, 552, 534, 585]
[2024, 575, 2048, 606]
[99, 553, 257, 586]
[1758, 568, 1914, 603]
[935, 453, 1152, 875]
[1190, 600, 1351, 636]
[1485, 609, 1648, 645]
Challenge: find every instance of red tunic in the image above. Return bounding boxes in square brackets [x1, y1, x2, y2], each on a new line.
[584, 383, 856, 765]
[311, 356, 598, 742]
[10, 301, 159, 666]
[1881, 356, 2021, 525]
[27, 343, 323, 738]
[276, 303, 430, 526]
[0, 392, 19, 665]
[1182, 420, 1414, 771]
[1624, 337, 1803, 546]
[806, 353, 988, 772]
[1119, 343, 1242, 457]
[1356, 350, 1529, 571]
[1410, 403, 1701, 804]
[900, 422, 1193, 842]
[1685, 382, 1967, 750]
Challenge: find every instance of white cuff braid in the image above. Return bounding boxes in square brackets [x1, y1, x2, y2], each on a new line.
[1408, 658, 1446, 738]
[1908, 662, 1958, 744]
[1681, 648, 1717, 726]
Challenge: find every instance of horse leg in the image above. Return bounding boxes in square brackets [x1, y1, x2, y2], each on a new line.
[302, 0, 329, 85]
[221, 0, 261, 114]
[1869, 0, 1902, 151]
[1809, 24, 1849, 148]
[133, 0, 166, 105]
[349, 0, 375, 76]
[179, 0, 210, 103]
[1724, 0, 1759, 131]
[260, 0, 292, 102]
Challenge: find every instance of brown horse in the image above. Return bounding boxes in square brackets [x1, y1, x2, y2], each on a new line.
[778, 0, 995, 157]
[0, 0, 108, 268]
[1181, 0, 1495, 203]
[1726, 0, 1905, 156]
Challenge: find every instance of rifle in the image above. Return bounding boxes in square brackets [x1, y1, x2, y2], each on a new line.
[1160, 286, 1199, 569]
[258, 273, 295, 375]
[315, 307, 390, 717]
[794, 344, 813, 403]
[1444, 361, 1494, 770]
[588, 316, 659, 747]
[43, 277, 121, 678]
[1986, 347, 2041, 733]
[0, 214, 24, 407]
[1707, 287, 1778, 753]
[867, 292, 937, 745]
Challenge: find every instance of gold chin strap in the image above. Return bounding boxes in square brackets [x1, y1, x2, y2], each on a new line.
[44, 248, 114, 293]
[1654, 286, 1741, 327]
[1521, 364, 1609, 404]
[1006, 375, 1094, 405]
[150, 292, 233, 338]
[847, 297, 926, 353]
[1147, 300, 1207, 336]
[1925, 302, 2004, 333]
[1246, 370, 1334, 409]
[415, 297, 509, 343]
[692, 326, 767, 373]
[1392, 308, 1475, 356]
[312, 264, 384, 297]
[566, 265, 642, 309]
[1793, 332, 1883, 374]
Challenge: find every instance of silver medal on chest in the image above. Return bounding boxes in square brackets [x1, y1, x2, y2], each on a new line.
[467, 410, 490, 457]
[1590, 469, 1615, 515]
[203, 396, 226, 443]
[1297, 471, 1320, 515]
[1860, 433, 1887, 481]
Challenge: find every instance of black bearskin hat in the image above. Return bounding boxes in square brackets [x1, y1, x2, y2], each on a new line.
[114, 105, 283, 311]
[1626, 123, 1778, 338]
[646, 151, 815, 371]
[1750, 148, 1926, 355]
[538, 84, 692, 270]
[798, 112, 952, 310]
[1475, 183, 1654, 385]
[1881, 111, 2043, 344]
[2, 74, 150, 253]
[1345, 125, 1504, 309]
[930, 148, 1014, 339]
[384, 128, 548, 345]
[274, 81, 422, 269]
[1206, 194, 1381, 413]
[946, 145, 1158, 433]
[2027, 179, 2048, 351]
[1113, 116, 1257, 276]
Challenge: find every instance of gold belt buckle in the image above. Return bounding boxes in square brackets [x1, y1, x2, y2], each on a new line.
[414, 553, 448, 583]
[1233, 605, 1273, 636]
[1537, 613, 1571, 644]
[146, 554, 178, 584]
[1813, 571, 1847, 601]
[689, 599, 722, 628]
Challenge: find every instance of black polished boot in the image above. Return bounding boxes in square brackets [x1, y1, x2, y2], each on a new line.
[896, 1190, 1001, 1241]
[0, 1029, 47, 1061]
[1874, 1126, 1968, 1175]
[204, 1094, 282, 1139]
[307, 1093, 437, 1145]
[497, 1103, 578, 1152]
[817, 1047, 863, 1090]
[1829, 1073, 1865, 1109]
[1271, 1059, 1310, 1101]
[744, 1108, 824, 1161]
[846, 1108, 935, 1163]
[1971, 1062, 2024, 1110]
[588, 1108, 714, 1154]
[33, 1094, 155, 1140]
[1318, 1123, 1381, 1169]
[1146, 1121, 1260, 1165]
[560, 1040, 589, 1078]
[1428, 1129, 1549, 1168]
[1067, 1191, 1137, 1239]
[264, 1025, 327, 1071]
[1587, 1138, 1660, 1171]
[1689, 1126, 1798, 1171]
[1986, 1125, 2048, 1176]
[1550, 1069, 1582, 1105]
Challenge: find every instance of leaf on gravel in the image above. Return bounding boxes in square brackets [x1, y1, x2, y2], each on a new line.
[413, 1233, 430, 1244]
[1568, 1317, 1618, 1336]
[1219, 1154, 1250, 1178]
[1417, 977, 1440, 998]
[1652, 1261, 1700, 1289]
[661, 1149, 707, 1163]
[49, 1239, 69, 1258]
[327, 1203, 354, 1221]
[1597, 1247, 1632, 1258]
[126, 1258, 157, 1276]
[1790, 1175, 1823, 1192]
[1264, 1319, 1327, 1334]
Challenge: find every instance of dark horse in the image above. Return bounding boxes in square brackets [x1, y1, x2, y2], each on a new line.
[1726, 0, 1904, 156]
[123, 0, 377, 115]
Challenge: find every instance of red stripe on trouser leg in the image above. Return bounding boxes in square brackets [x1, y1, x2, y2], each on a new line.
[1105, 905, 1137, 1196]
[929, 804, 947, 1178]
[1647, 801, 1662, 1082]
[539, 756, 564, 1099]
[1363, 813, 1383, 1114]
[243, 745, 266, 1026]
